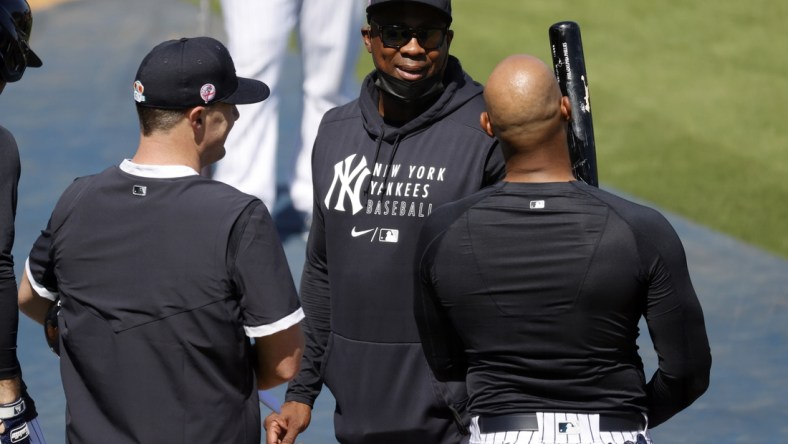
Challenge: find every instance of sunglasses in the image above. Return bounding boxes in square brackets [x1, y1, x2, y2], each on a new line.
[371, 21, 448, 50]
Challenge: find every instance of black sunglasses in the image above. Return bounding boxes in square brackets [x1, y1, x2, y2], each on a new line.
[371, 21, 448, 50]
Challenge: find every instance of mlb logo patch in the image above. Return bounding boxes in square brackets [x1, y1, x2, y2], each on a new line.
[558, 422, 578, 433]
[132, 185, 147, 196]
[379, 229, 399, 243]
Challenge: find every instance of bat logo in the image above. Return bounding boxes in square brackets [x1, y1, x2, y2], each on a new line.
[581, 75, 591, 112]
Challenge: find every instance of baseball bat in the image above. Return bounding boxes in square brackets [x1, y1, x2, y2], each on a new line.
[548, 21, 599, 187]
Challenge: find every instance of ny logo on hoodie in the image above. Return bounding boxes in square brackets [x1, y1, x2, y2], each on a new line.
[325, 154, 371, 214]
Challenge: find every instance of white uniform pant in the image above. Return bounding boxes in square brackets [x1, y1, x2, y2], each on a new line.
[470, 413, 653, 444]
[214, 0, 364, 214]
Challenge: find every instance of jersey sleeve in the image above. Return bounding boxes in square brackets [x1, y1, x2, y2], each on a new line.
[228, 202, 303, 338]
[285, 197, 331, 407]
[25, 176, 98, 301]
[640, 213, 711, 427]
[25, 231, 60, 302]
[0, 128, 21, 379]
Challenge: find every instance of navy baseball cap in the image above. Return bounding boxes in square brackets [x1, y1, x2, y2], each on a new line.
[366, 0, 452, 23]
[133, 36, 269, 109]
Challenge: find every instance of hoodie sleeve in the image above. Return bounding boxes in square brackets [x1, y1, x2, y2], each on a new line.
[0, 127, 21, 380]
[285, 199, 331, 406]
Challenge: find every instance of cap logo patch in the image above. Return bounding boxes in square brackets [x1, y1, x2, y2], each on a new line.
[200, 83, 216, 103]
[133, 80, 145, 103]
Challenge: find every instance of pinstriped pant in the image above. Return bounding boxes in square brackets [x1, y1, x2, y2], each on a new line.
[469, 413, 653, 444]
[28, 417, 46, 444]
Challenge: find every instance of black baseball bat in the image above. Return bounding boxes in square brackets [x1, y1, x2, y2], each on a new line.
[549, 21, 599, 187]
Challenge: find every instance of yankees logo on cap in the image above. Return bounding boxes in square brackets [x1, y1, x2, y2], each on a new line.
[132, 37, 270, 109]
[133, 80, 145, 103]
[200, 83, 216, 103]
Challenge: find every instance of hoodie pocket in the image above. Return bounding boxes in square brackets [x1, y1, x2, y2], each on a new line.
[322, 333, 468, 443]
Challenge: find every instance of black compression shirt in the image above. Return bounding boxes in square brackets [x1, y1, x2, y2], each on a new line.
[1, 125, 38, 421]
[415, 181, 711, 428]
[0, 126, 21, 379]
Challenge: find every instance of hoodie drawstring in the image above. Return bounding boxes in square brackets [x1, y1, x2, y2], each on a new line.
[364, 127, 403, 200]
[364, 125, 386, 197]
[380, 133, 402, 199]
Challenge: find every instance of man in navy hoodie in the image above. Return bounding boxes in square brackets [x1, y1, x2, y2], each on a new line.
[265, 1, 504, 443]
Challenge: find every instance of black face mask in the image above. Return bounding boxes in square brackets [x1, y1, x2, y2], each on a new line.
[374, 69, 445, 104]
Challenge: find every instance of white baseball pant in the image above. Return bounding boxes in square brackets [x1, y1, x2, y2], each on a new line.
[214, 0, 364, 214]
[470, 412, 653, 444]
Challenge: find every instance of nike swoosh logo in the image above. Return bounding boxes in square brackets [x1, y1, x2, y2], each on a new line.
[351, 227, 375, 237]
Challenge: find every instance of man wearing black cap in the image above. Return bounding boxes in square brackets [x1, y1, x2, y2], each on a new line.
[17, 36, 305, 444]
[1, 0, 46, 442]
[265, 1, 504, 443]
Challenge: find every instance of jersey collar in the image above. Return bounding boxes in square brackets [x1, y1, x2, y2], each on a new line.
[120, 159, 200, 178]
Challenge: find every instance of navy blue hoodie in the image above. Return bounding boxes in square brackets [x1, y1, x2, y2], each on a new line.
[285, 57, 504, 443]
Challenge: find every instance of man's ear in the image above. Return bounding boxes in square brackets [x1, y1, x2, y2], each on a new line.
[560, 96, 572, 122]
[445, 29, 454, 50]
[480, 111, 495, 137]
[361, 25, 373, 54]
[188, 106, 206, 130]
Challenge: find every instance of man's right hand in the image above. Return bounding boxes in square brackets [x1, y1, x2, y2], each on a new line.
[264, 401, 312, 444]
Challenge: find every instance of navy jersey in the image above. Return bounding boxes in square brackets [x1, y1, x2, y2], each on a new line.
[26, 162, 303, 444]
[415, 181, 711, 428]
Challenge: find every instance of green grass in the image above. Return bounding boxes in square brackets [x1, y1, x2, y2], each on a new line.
[435, 0, 787, 258]
[206, 0, 788, 258]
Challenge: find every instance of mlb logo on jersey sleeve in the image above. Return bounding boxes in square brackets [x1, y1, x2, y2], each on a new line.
[379, 229, 399, 243]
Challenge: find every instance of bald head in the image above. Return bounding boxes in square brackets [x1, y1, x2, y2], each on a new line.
[483, 55, 566, 144]
[481, 54, 574, 182]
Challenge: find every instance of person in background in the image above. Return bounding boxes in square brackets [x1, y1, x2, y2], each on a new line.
[213, 0, 365, 232]
[0, 1, 46, 442]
